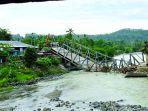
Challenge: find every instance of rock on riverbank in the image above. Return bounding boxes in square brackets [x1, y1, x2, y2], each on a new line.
[2, 97, 146, 111]
[33, 98, 148, 111]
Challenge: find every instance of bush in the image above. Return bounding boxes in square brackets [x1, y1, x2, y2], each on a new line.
[0, 64, 37, 86]
[0, 55, 63, 88]
[0, 78, 8, 87]
[24, 47, 38, 67]
[0, 67, 17, 79]
[49, 56, 61, 66]
[16, 74, 34, 82]
[36, 57, 52, 68]
[47, 66, 65, 74]
[41, 47, 51, 52]
[36, 56, 60, 69]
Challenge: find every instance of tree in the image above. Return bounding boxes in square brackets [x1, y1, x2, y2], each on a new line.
[0, 28, 11, 40]
[65, 28, 73, 40]
[0, 43, 11, 63]
[24, 47, 38, 67]
[141, 41, 148, 66]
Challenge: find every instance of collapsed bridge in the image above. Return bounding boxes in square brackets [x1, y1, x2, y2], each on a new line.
[51, 39, 145, 72]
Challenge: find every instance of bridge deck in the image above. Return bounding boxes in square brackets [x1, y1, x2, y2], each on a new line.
[52, 45, 146, 72]
[52, 47, 95, 70]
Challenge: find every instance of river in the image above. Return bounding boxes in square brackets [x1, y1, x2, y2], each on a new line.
[0, 71, 148, 111]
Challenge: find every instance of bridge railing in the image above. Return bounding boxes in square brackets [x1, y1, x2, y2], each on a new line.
[51, 36, 145, 71]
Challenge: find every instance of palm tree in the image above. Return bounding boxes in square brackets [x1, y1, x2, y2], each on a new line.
[66, 28, 74, 35]
[141, 41, 148, 66]
[65, 28, 74, 40]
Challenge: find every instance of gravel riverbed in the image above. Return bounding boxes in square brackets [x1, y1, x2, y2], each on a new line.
[0, 97, 148, 111]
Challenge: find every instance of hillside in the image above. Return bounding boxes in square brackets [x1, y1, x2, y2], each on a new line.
[86, 28, 148, 41]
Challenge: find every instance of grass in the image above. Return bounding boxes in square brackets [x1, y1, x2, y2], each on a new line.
[0, 86, 13, 92]
[0, 93, 9, 101]
[16, 74, 35, 82]
[47, 66, 66, 75]
[0, 63, 37, 87]
[0, 86, 13, 101]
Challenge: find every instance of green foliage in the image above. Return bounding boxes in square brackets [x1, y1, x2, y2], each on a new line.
[65, 28, 73, 40]
[21, 37, 32, 45]
[11, 34, 23, 41]
[76, 38, 118, 57]
[0, 62, 37, 87]
[0, 67, 16, 79]
[0, 43, 11, 58]
[41, 47, 51, 52]
[65, 33, 72, 40]
[21, 33, 39, 46]
[54, 35, 146, 59]
[0, 28, 11, 40]
[50, 56, 61, 66]
[36, 56, 60, 69]
[16, 74, 34, 82]
[24, 47, 38, 67]
[141, 41, 148, 54]
[21, 34, 52, 51]
[0, 55, 64, 88]
[0, 50, 9, 57]
[47, 66, 65, 74]
[87, 28, 148, 42]
[36, 57, 52, 68]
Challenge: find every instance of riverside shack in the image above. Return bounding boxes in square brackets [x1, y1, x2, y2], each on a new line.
[0, 41, 36, 63]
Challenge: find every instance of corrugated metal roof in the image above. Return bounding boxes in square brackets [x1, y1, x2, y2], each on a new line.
[0, 41, 34, 48]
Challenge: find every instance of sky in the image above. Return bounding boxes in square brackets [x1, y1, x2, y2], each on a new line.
[0, 0, 148, 35]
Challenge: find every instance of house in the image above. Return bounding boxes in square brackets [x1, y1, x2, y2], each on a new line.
[0, 41, 36, 56]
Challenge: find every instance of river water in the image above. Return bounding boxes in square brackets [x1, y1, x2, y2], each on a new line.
[0, 71, 148, 111]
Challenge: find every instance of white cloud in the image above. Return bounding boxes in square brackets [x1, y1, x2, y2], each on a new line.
[0, 0, 148, 35]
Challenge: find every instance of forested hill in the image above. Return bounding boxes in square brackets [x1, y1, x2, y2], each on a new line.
[86, 28, 148, 41]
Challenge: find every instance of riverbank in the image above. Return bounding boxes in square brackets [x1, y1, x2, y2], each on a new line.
[0, 56, 68, 90]
[1, 98, 148, 111]
[0, 74, 64, 102]
[125, 66, 148, 77]
[32, 98, 148, 111]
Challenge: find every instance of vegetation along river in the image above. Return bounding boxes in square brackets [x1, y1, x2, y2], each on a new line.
[0, 71, 148, 111]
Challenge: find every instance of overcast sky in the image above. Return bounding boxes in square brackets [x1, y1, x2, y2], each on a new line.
[0, 0, 148, 35]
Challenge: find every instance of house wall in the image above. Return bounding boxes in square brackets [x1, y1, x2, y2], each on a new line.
[12, 47, 27, 56]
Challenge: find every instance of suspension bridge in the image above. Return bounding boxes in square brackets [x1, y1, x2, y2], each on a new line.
[50, 38, 146, 72]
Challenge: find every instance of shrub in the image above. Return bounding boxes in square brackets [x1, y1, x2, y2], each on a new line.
[0, 67, 17, 79]
[0, 78, 8, 87]
[0, 64, 37, 86]
[24, 47, 38, 67]
[47, 66, 65, 74]
[49, 56, 61, 66]
[36, 57, 52, 68]
[36, 56, 60, 68]
[16, 74, 34, 82]
[41, 47, 51, 52]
